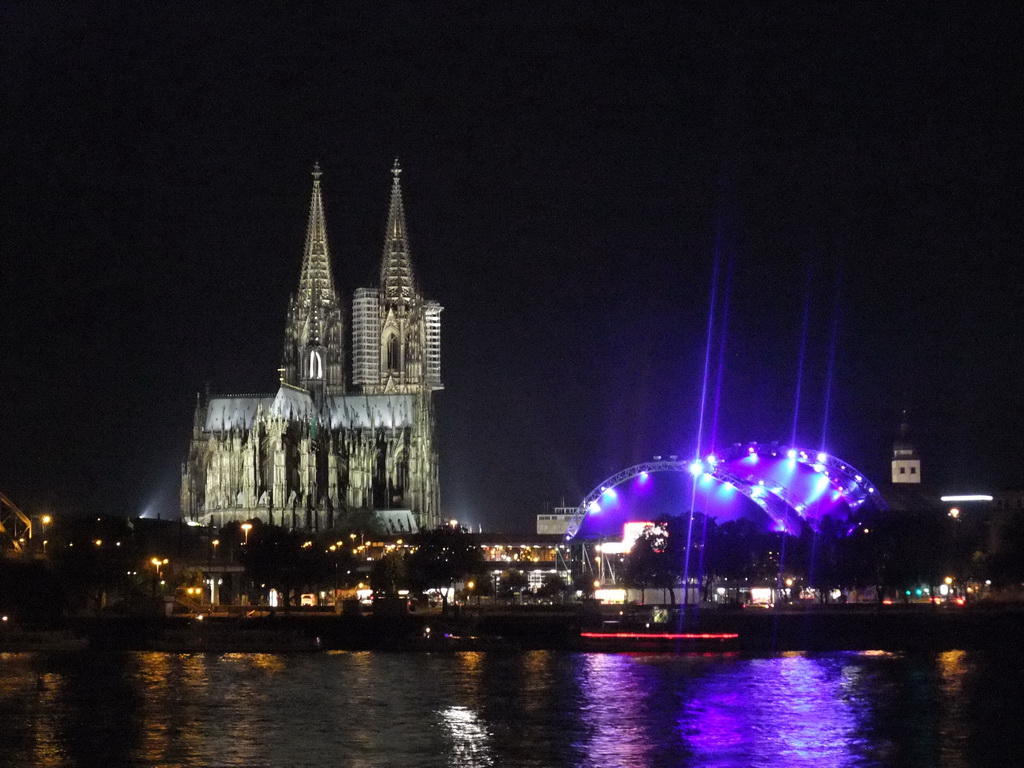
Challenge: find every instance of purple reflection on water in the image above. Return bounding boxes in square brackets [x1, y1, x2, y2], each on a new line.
[574, 652, 884, 767]
[578, 654, 659, 767]
[680, 654, 872, 767]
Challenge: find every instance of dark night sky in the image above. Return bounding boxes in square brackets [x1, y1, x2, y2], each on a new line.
[2, 4, 1023, 531]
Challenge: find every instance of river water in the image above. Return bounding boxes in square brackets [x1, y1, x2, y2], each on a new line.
[1, 649, 1022, 767]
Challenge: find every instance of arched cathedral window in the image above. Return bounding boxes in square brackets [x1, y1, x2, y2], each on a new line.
[308, 349, 323, 380]
[387, 334, 400, 373]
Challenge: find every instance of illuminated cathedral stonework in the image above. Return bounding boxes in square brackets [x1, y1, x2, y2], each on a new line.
[181, 163, 442, 532]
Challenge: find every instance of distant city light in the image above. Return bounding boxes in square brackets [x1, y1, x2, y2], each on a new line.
[940, 495, 993, 502]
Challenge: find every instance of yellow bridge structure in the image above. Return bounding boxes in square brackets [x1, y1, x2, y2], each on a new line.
[0, 492, 33, 553]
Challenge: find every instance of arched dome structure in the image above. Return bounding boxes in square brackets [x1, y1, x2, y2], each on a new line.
[565, 442, 887, 542]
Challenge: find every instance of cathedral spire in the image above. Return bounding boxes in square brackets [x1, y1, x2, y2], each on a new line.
[380, 159, 417, 305]
[282, 164, 346, 395]
[298, 162, 336, 308]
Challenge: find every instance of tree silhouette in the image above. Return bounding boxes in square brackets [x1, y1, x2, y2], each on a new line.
[407, 525, 483, 613]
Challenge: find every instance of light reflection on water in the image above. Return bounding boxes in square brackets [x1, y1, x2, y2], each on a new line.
[440, 705, 493, 767]
[680, 653, 875, 767]
[0, 649, 1021, 767]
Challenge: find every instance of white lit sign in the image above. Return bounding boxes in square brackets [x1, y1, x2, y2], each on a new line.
[940, 495, 993, 502]
[598, 522, 655, 554]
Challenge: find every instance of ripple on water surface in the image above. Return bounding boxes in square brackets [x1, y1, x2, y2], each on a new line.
[0, 649, 1022, 767]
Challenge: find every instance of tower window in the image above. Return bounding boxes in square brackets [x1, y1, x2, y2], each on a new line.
[387, 334, 400, 372]
[308, 349, 323, 380]
[910, 467, 916, 475]
[899, 467, 906, 474]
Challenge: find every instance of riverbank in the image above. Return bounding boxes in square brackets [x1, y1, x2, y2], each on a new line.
[4, 603, 1014, 653]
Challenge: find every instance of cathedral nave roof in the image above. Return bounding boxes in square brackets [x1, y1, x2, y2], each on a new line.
[327, 394, 415, 429]
[204, 395, 273, 431]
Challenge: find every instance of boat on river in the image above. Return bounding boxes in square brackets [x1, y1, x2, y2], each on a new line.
[577, 629, 739, 652]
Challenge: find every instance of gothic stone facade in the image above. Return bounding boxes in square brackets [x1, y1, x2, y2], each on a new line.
[181, 163, 442, 533]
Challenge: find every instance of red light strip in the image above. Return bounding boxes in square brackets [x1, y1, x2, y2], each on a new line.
[580, 632, 738, 640]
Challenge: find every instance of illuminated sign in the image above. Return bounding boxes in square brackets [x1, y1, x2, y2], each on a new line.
[597, 521, 655, 554]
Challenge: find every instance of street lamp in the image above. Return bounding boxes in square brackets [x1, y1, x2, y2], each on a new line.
[39, 515, 52, 554]
[150, 557, 168, 596]
[241, 522, 252, 545]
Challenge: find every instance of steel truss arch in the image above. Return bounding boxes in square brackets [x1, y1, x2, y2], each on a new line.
[564, 442, 887, 542]
[0, 492, 33, 553]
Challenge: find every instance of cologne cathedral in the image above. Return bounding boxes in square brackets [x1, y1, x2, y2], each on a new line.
[180, 163, 443, 533]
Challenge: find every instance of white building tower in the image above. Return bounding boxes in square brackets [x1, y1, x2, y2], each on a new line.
[891, 411, 922, 484]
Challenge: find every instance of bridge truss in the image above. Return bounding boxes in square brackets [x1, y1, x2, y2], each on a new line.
[0, 492, 33, 553]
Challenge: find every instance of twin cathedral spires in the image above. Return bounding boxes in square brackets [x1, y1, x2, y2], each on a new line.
[181, 162, 442, 531]
[281, 161, 443, 398]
